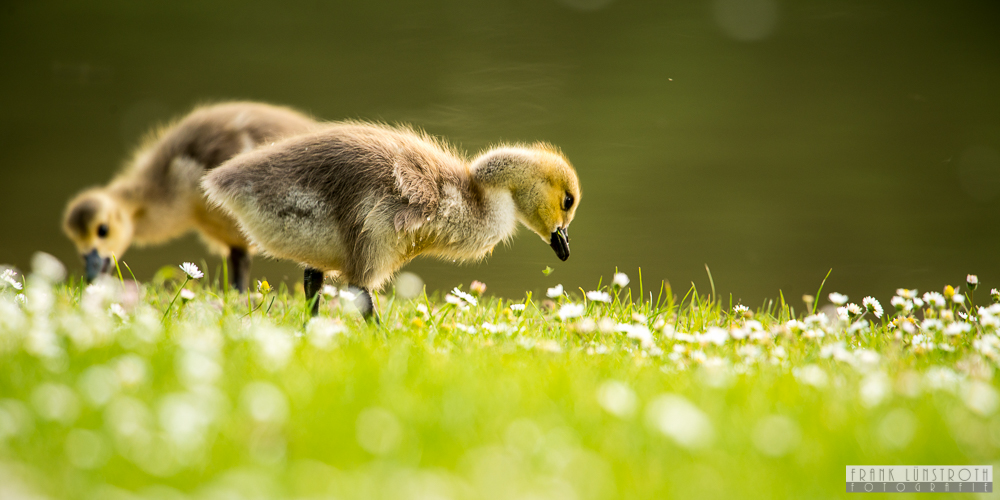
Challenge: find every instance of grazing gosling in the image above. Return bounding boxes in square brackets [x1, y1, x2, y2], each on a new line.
[202, 122, 581, 319]
[62, 102, 317, 291]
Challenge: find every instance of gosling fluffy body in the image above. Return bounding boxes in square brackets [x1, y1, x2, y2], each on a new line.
[202, 122, 581, 314]
[62, 102, 318, 289]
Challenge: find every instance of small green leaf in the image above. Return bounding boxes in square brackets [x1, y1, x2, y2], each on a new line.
[542, 266, 554, 276]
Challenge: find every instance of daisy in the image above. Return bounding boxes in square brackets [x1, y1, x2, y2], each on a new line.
[922, 292, 946, 308]
[586, 290, 612, 303]
[1, 269, 22, 290]
[828, 292, 848, 305]
[612, 273, 630, 288]
[546, 284, 564, 298]
[557, 303, 584, 320]
[862, 296, 883, 318]
[179, 262, 203, 280]
[450, 288, 478, 307]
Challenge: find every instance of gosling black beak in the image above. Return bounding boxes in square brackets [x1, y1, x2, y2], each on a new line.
[83, 249, 110, 282]
[549, 227, 570, 261]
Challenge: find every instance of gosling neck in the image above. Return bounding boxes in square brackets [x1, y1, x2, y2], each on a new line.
[470, 147, 537, 193]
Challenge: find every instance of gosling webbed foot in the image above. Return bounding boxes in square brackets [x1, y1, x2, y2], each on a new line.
[228, 247, 252, 293]
[303, 267, 325, 316]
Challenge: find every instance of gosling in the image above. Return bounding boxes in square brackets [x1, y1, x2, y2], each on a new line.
[62, 102, 317, 291]
[202, 122, 581, 319]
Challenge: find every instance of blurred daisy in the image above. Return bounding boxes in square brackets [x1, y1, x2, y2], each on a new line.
[558, 303, 584, 320]
[890, 296, 912, 314]
[845, 303, 863, 318]
[469, 280, 487, 296]
[613, 273, 630, 288]
[108, 303, 127, 320]
[1, 269, 22, 290]
[180, 289, 195, 302]
[922, 292, 946, 308]
[828, 292, 848, 306]
[451, 288, 478, 307]
[952, 293, 965, 305]
[992, 288, 1000, 303]
[733, 304, 749, 315]
[509, 303, 525, 312]
[862, 296, 883, 319]
[896, 288, 917, 300]
[179, 262, 203, 280]
[586, 291, 612, 303]
[546, 284, 564, 298]
[257, 280, 272, 294]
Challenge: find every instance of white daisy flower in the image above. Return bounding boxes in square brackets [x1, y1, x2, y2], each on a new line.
[1, 269, 22, 290]
[612, 273, 630, 288]
[450, 287, 478, 307]
[862, 296, 883, 319]
[586, 290, 612, 303]
[845, 303, 863, 318]
[322, 285, 339, 298]
[546, 284, 564, 298]
[952, 293, 965, 305]
[509, 303, 525, 312]
[180, 289, 195, 301]
[890, 296, 912, 314]
[733, 304, 749, 314]
[557, 303, 584, 320]
[108, 303, 127, 320]
[828, 292, 848, 305]
[943, 322, 971, 336]
[896, 288, 917, 299]
[179, 262, 203, 280]
[922, 292, 946, 308]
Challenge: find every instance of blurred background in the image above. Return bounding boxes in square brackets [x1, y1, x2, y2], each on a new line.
[1, 0, 999, 305]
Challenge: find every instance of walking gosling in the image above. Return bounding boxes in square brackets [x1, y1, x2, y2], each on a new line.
[62, 102, 317, 291]
[202, 122, 581, 319]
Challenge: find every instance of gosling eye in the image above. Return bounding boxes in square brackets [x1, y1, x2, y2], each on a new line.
[562, 192, 574, 211]
[97, 224, 109, 238]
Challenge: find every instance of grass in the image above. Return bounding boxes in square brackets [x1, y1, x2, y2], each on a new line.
[0, 258, 998, 499]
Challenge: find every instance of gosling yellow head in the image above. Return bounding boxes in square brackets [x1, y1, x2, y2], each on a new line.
[202, 122, 582, 319]
[471, 143, 581, 261]
[63, 189, 134, 278]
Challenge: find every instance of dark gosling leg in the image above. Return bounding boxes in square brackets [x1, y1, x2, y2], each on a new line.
[303, 267, 325, 316]
[348, 285, 380, 324]
[228, 247, 252, 293]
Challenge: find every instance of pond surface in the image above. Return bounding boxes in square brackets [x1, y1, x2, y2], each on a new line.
[2, 0, 999, 305]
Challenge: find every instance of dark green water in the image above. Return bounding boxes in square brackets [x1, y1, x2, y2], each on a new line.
[2, 1, 999, 305]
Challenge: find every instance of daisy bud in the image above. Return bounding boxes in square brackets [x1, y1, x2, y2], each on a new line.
[470, 280, 487, 296]
[966, 274, 979, 291]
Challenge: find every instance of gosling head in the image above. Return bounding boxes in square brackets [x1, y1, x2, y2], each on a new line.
[472, 143, 581, 261]
[62, 190, 134, 281]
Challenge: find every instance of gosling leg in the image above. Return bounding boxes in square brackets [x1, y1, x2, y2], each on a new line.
[228, 247, 252, 293]
[303, 267, 325, 316]
[348, 284, 380, 324]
